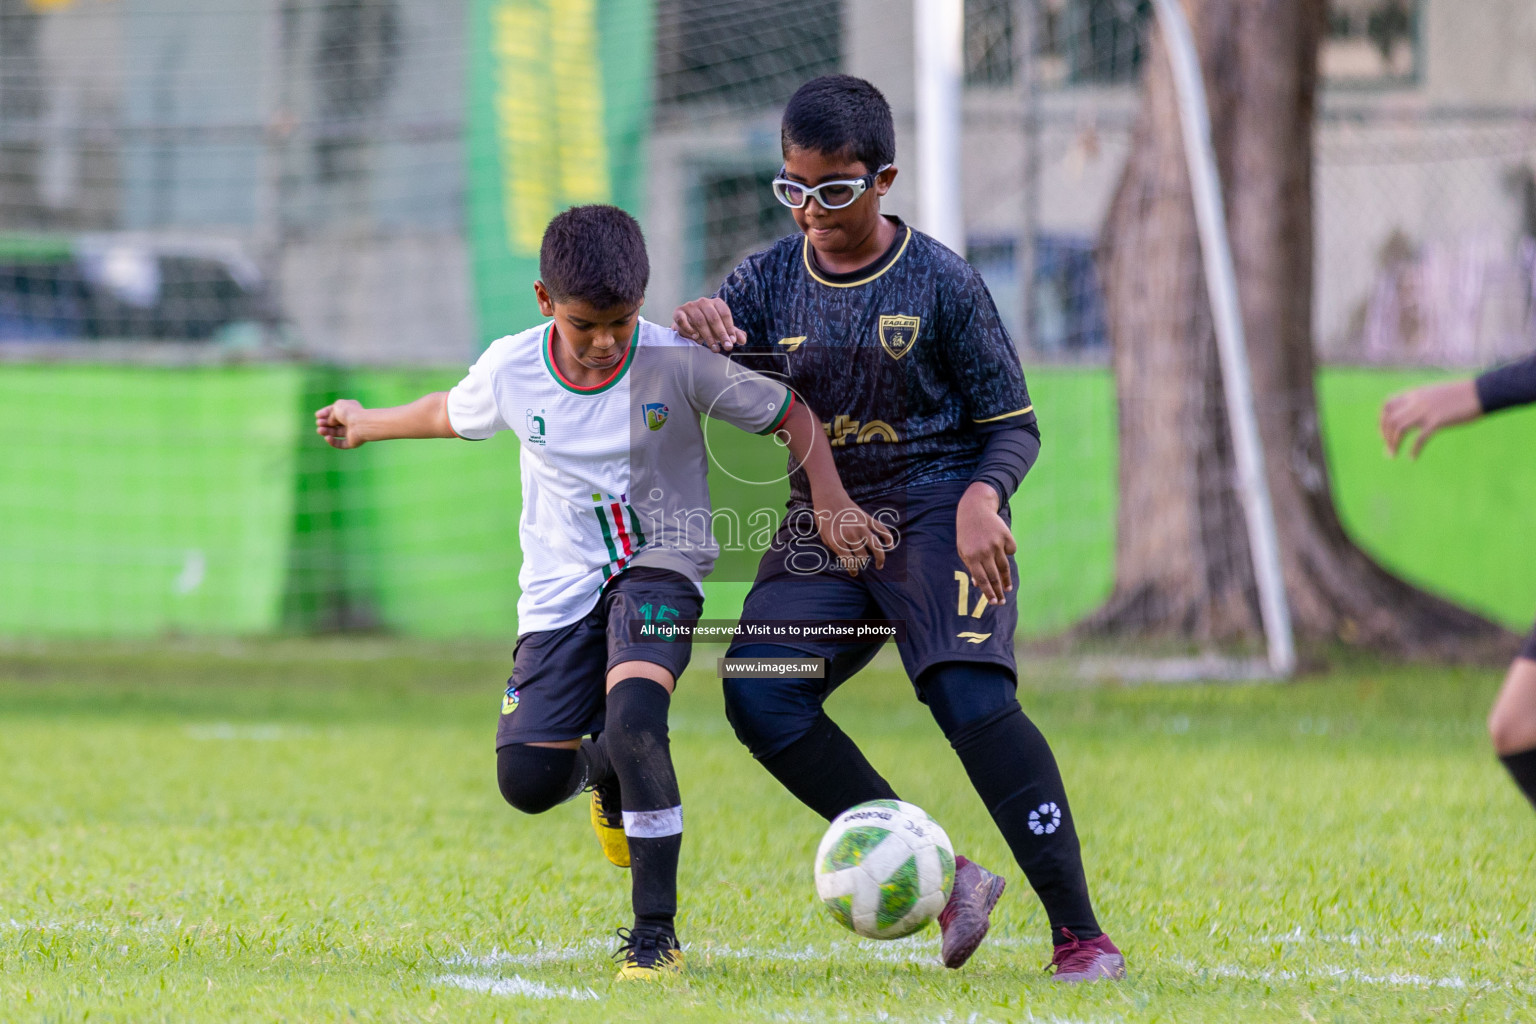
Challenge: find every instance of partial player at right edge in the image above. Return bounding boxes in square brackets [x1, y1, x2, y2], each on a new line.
[1381, 353, 1536, 809]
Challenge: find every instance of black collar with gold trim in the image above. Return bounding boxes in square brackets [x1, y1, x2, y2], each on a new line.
[802, 218, 912, 289]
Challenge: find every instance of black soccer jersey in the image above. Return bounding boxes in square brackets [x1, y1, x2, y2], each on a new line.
[716, 218, 1036, 506]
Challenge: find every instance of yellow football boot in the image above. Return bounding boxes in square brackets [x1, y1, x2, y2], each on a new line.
[613, 928, 684, 981]
[589, 785, 630, 868]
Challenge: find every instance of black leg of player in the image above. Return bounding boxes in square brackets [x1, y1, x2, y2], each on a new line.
[922, 662, 1102, 943]
[605, 677, 684, 936]
[723, 645, 900, 821]
[1498, 747, 1536, 809]
[577, 734, 614, 789]
[496, 742, 606, 813]
[757, 711, 901, 820]
[1491, 655, 1536, 809]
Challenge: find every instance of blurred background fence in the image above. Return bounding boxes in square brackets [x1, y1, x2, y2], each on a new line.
[3, 0, 1536, 642]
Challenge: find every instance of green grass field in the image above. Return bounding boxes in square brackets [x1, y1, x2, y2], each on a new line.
[1, 639, 1533, 1023]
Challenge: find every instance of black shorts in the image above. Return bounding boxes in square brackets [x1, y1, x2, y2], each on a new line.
[726, 481, 1017, 690]
[495, 567, 703, 748]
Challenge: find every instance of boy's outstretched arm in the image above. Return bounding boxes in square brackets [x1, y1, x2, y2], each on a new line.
[1382, 353, 1536, 459]
[774, 399, 894, 573]
[315, 392, 458, 449]
[1380, 380, 1480, 459]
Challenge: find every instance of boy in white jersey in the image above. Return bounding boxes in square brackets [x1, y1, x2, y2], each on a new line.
[314, 205, 886, 980]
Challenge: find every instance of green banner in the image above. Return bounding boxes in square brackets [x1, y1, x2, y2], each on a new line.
[466, 0, 654, 349]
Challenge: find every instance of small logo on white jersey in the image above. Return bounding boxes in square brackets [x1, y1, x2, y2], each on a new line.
[643, 402, 669, 431]
[525, 409, 547, 445]
[1028, 802, 1061, 835]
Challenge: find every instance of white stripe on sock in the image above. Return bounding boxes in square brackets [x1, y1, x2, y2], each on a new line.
[622, 806, 683, 838]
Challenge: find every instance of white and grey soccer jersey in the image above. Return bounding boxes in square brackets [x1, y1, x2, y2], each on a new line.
[447, 317, 794, 634]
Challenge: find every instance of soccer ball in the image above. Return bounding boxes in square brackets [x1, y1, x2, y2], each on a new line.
[813, 799, 956, 939]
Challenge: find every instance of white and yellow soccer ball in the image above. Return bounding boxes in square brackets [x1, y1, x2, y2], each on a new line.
[813, 799, 956, 939]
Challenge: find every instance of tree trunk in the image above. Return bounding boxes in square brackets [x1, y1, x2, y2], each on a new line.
[1090, 0, 1512, 660]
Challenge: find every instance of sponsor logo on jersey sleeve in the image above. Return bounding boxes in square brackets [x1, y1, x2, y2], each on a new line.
[643, 402, 670, 431]
[877, 315, 920, 360]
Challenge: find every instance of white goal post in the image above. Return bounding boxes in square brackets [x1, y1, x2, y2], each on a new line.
[1151, 0, 1298, 677]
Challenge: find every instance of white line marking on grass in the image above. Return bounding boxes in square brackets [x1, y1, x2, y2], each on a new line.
[1253, 928, 1449, 947]
[446, 937, 950, 971]
[700, 940, 941, 965]
[1181, 958, 1534, 994]
[447, 934, 1055, 973]
[432, 973, 600, 1000]
[438, 945, 1122, 1022]
[1190, 960, 1466, 989]
[184, 723, 314, 741]
[697, 943, 830, 964]
[443, 939, 609, 968]
[772, 1011, 1115, 1024]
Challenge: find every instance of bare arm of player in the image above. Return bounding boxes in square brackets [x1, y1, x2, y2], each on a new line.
[315, 392, 458, 450]
[956, 482, 1016, 605]
[775, 399, 895, 574]
[1379, 379, 1482, 460]
[673, 296, 747, 353]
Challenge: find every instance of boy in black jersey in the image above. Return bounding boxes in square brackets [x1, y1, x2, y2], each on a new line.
[1382, 355, 1536, 810]
[674, 75, 1123, 982]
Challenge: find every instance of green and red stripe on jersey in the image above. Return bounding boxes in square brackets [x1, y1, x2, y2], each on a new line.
[593, 492, 648, 581]
[756, 389, 795, 435]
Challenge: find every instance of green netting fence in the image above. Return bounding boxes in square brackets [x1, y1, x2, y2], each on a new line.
[4, 363, 1533, 640]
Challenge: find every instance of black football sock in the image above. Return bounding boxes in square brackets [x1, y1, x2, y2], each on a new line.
[605, 677, 683, 936]
[756, 712, 900, 821]
[948, 703, 1101, 944]
[579, 735, 615, 791]
[1499, 746, 1536, 809]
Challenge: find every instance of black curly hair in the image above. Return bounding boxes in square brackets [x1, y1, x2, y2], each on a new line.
[539, 204, 649, 308]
